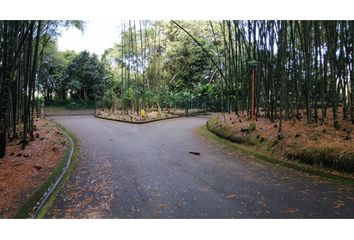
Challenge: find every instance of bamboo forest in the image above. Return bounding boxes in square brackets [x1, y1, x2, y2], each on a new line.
[1, 20, 354, 220]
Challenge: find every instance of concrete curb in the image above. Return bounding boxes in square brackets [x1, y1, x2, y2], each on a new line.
[31, 121, 75, 218]
[200, 122, 354, 186]
[95, 111, 209, 124]
[14, 120, 76, 218]
[95, 115, 183, 124]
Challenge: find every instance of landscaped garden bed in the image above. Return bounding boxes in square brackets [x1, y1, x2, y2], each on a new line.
[96, 108, 204, 123]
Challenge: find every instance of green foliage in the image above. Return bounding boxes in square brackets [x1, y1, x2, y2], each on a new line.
[195, 83, 217, 97]
[103, 88, 118, 110]
[249, 121, 256, 131]
[38, 41, 69, 102]
[181, 89, 195, 103]
[40, 20, 354, 127]
[100, 21, 219, 112]
[123, 87, 135, 101]
[163, 91, 179, 107]
[65, 51, 107, 101]
[164, 21, 215, 88]
[39, 48, 109, 103]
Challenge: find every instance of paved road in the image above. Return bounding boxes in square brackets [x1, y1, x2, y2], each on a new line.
[47, 116, 354, 218]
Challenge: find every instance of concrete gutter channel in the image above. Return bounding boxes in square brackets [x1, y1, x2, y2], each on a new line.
[28, 121, 75, 218]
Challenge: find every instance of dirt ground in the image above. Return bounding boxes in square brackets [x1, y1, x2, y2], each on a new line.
[216, 108, 354, 152]
[0, 118, 67, 218]
[212, 108, 354, 170]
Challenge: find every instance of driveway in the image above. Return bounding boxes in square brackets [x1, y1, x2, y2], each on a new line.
[46, 116, 354, 218]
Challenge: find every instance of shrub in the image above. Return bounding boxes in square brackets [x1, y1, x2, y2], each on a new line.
[249, 121, 256, 131]
[103, 88, 118, 112]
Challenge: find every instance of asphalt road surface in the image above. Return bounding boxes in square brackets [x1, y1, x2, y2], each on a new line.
[46, 116, 354, 218]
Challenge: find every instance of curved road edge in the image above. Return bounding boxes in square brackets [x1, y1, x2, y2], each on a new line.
[196, 125, 354, 186]
[14, 119, 79, 219]
[95, 115, 183, 124]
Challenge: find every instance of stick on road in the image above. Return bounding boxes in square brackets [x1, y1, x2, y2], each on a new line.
[47, 116, 354, 218]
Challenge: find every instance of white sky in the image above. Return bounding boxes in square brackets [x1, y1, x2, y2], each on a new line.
[57, 20, 121, 57]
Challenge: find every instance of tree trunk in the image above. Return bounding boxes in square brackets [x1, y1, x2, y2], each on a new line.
[0, 21, 10, 158]
[351, 21, 354, 124]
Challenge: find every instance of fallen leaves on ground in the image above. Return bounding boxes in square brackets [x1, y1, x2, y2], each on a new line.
[227, 194, 238, 200]
[333, 200, 345, 209]
[284, 208, 299, 213]
[46, 148, 116, 218]
[213, 107, 354, 159]
[0, 118, 67, 218]
[158, 203, 167, 209]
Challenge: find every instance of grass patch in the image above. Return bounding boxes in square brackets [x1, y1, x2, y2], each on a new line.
[207, 118, 254, 145]
[197, 124, 354, 186]
[14, 122, 79, 219]
[287, 147, 354, 173]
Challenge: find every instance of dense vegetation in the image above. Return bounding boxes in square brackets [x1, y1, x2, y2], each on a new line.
[1, 20, 354, 158]
[99, 21, 219, 115]
[99, 20, 354, 129]
[0, 20, 83, 158]
[39, 47, 106, 103]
